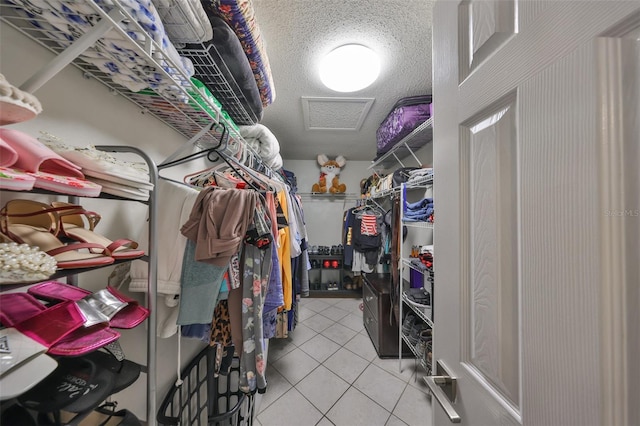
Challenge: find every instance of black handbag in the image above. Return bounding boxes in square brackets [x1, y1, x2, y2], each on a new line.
[392, 167, 419, 187]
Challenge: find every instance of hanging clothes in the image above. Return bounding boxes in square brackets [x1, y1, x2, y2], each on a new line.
[180, 186, 259, 266]
[238, 225, 271, 393]
[178, 187, 259, 325]
[127, 179, 200, 338]
[276, 190, 292, 310]
[343, 208, 356, 268]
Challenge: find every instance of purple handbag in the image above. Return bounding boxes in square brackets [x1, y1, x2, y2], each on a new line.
[377, 95, 432, 156]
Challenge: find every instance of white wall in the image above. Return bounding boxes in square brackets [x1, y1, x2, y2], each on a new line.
[283, 159, 369, 246]
[0, 24, 206, 421]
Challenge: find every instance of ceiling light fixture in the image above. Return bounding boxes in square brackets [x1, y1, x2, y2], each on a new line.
[320, 44, 380, 92]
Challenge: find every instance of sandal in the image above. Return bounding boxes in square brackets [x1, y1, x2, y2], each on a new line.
[51, 202, 145, 260]
[0, 292, 120, 356]
[28, 281, 150, 329]
[0, 199, 114, 269]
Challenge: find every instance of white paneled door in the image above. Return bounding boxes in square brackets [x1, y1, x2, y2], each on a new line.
[431, 1, 640, 425]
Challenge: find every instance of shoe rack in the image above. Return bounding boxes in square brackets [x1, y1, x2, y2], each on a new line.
[366, 136, 435, 372]
[0, 146, 158, 425]
[398, 179, 434, 374]
[308, 245, 360, 298]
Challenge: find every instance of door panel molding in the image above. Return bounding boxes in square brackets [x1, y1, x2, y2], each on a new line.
[457, 2, 640, 120]
[597, 13, 640, 424]
[458, 0, 517, 82]
[460, 92, 520, 413]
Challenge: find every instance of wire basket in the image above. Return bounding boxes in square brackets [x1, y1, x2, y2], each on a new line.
[158, 345, 255, 426]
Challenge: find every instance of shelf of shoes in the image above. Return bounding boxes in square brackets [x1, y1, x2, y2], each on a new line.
[308, 245, 360, 296]
[402, 289, 433, 328]
[400, 332, 432, 372]
[0, 145, 159, 424]
[398, 179, 435, 374]
[0, 0, 245, 153]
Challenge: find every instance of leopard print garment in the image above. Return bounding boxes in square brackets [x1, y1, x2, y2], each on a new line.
[210, 299, 232, 347]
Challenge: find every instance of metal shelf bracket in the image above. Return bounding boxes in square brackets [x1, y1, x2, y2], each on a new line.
[19, 8, 124, 93]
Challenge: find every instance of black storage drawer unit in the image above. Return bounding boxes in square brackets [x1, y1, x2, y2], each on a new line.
[362, 273, 411, 358]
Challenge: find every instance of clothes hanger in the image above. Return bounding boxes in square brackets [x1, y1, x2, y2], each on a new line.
[226, 148, 280, 193]
[157, 123, 227, 170]
[217, 151, 262, 191]
[183, 160, 230, 187]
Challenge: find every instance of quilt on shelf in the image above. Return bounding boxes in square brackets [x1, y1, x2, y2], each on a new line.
[202, 0, 276, 107]
[6, 0, 195, 102]
[182, 14, 263, 124]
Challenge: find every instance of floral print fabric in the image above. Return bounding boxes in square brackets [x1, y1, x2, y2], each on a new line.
[239, 226, 272, 393]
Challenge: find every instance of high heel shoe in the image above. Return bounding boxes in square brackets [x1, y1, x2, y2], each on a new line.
[0, 199, 114, 269]
[51, 201, 145, 260]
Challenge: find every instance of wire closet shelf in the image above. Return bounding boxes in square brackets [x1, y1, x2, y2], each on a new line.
[0, 0, 252, 154]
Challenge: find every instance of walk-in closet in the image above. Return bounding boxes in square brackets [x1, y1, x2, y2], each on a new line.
[2, 1, 639, 426]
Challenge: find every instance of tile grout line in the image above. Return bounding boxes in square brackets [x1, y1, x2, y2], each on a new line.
[262, 298, 418, 425]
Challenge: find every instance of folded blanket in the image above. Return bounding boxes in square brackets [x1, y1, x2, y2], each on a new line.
[239, 124, 281, 168]
[405, 197, 434, 210]
[152, 0, 213, 44]
[202, 0, 276, 107]
[182, 14, 263, 124]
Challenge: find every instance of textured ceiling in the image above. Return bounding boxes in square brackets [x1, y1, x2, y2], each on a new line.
[251, 0, 434, 161]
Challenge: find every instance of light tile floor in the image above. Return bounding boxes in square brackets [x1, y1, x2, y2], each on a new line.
[255, 297, 432, 426]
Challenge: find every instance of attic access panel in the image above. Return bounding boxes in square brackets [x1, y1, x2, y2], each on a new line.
[301, 96, 375, 131]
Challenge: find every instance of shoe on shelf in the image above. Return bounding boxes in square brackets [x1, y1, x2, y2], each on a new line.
[52, 202, 145, 260]
[416, 329, 432, 357]
[405, 287, 431, 306]
[343, 275, 354, 290]
[408, 322, 429, 346]
[401, 313, 416, 335]
[0, 199, 114, 269]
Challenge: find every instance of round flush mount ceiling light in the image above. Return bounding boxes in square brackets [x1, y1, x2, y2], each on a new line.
[319, 44, 381, 92]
